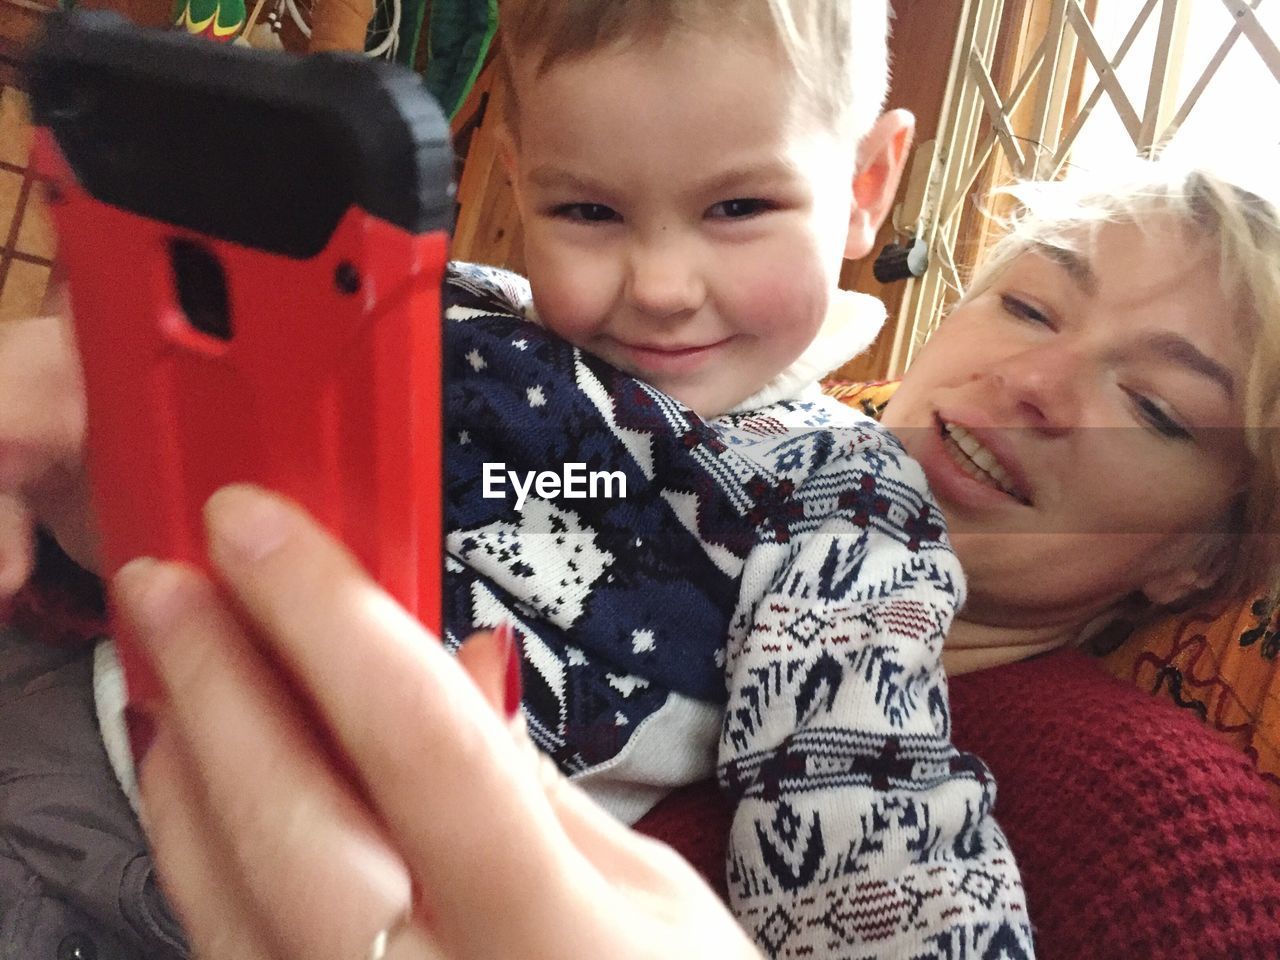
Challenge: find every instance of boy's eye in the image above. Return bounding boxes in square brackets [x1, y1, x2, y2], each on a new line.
[999, 294, 1052, 327]
[1122, 387, 1193, 442]
[708, 198, 772, 219]
[552, 203, 619, 223]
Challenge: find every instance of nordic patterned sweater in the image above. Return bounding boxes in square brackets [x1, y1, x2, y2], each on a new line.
[442, 263, 1035, 959]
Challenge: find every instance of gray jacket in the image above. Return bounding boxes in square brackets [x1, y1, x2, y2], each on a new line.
[0, 626, 187, 959]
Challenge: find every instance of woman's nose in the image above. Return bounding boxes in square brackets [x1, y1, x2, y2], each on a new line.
[625, 237, 705, 320]
[987, 342, 1084, 435]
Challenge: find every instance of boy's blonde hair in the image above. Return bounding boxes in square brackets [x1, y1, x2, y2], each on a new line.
[962, 158, 1280, 602]
[497, 0, 888, 138]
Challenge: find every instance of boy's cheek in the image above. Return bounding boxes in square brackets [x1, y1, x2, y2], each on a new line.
[527, 255, 618, 342]
[725, 254, 825, 344]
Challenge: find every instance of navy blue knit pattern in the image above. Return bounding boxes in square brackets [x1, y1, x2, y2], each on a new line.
[441, 263, 1034, 958]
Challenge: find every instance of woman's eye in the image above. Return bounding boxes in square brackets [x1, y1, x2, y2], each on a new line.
[1123, 388, 1193, 442]
[999, 294, 1052, 326]
[708, 198, 772, 219]
[552, 203, 619, 223]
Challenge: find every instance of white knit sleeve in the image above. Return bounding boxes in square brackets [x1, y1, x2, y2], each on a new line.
[717, 422, 1035, 959]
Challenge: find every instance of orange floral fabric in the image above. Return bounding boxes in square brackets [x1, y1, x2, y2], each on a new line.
[1094, 597, 1280, 800]
[820, 378, 900, 421]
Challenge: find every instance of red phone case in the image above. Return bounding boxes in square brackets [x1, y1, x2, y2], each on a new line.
[28, 12, 450, 703]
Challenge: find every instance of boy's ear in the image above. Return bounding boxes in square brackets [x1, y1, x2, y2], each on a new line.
[844, 109, 915, 261]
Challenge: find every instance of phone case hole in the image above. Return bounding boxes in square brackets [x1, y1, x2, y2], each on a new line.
[169, 238, 233, 341]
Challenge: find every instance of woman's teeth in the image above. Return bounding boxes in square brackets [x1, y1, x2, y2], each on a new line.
[941, 422, 1026, 503]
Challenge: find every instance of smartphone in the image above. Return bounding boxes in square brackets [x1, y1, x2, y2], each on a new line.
[26, 11, 452, 701]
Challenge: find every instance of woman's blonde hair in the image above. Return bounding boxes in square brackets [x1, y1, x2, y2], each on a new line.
[496, 0, 888, 138]
[963, 157, 1280, 602]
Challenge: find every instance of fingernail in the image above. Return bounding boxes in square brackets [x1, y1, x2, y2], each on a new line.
[206, 485, 291, 563]
[124, 703, 158, 765]
[498, 622, 523, 720]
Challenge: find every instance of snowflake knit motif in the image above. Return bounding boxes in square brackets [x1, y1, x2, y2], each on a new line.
[442, 262, 1035, 958]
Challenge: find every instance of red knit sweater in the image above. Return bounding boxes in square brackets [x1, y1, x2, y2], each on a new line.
[637, 649, 1280, 959]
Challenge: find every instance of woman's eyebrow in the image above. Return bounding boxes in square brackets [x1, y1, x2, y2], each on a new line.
[1030, 242, 1099, 296]
[1139, 331, 1236, 400]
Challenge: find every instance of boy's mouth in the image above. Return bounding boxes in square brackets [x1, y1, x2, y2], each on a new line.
[936, 415, 1033, 506]
[612, 336, 735, 376]
[620, 337, 732, 355]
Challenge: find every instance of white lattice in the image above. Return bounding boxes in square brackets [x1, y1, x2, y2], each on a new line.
[888, 0, 1279, 376]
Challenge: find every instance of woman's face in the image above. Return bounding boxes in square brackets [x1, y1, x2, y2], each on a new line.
[882, 217, 1252, 630]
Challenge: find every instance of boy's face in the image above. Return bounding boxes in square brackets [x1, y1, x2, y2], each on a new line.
[502, 30, 889, 418]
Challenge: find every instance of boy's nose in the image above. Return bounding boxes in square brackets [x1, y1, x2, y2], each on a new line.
[624, 240, 705, 320]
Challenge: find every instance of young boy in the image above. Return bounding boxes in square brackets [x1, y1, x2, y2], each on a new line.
[0, 1, 1035, 957]
[429, 2, 1031, 956]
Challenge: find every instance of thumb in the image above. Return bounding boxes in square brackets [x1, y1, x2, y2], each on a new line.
[0, 493, 35, 598]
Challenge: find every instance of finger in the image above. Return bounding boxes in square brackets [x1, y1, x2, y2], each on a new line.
[0, 311, 85, 483]
[24, 461, 100, 574]
[114, 558, 412, 960]
[138, 721, 279, 960]
[0, 310, 97, 571]
[200, 485, 595, 953]
[0, 493, 34, 597]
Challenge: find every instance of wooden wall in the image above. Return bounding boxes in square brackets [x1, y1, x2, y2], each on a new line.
[451, 49, 526, 276]
[838, 0, 967, 380]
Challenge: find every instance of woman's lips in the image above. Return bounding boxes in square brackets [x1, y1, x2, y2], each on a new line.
[919, 412, 1035, 511]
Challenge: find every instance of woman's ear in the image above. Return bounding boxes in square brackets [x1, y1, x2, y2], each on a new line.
[844, 109, 915, 261]
[1139, 567, 1209, 607]
[1139, 535, 1229, 607]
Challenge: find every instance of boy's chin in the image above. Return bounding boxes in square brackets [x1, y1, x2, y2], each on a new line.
[667, 387, 742, 421]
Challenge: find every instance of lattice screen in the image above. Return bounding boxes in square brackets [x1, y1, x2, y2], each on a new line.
[886, 0, 1280, 376]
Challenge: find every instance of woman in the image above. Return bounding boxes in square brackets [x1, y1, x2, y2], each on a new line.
[7, 160, 1280, 957]
[882, 165, 1279, 672]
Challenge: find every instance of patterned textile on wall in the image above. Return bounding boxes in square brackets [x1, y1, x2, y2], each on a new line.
[423, 0, 496, 117]
[823, 377, 1280, 803]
